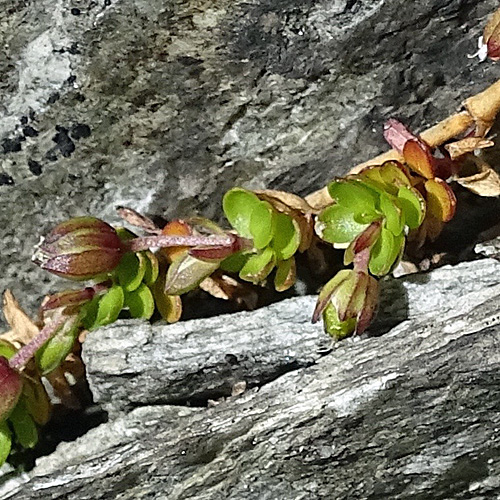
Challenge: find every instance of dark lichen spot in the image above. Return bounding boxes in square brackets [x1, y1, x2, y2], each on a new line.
[22, 126, 39, 138]
[2, 136, 25, 154]
[224, 354, 239, 366]
[71, 7, 81, 15]
[70, 123, 91, 140]
[20, 116, 28, 125]
[104, 0, 111, 5]
[68, 43, 80, 55]
[0, 173, 14, 186]
[74, 93, 86, 102]
[47, 93, 60, 105]
[66, 75, 77, 85]
[45, 147, 59, 162]
[52, 127, 76, 157]
[28, 159, 43, 176]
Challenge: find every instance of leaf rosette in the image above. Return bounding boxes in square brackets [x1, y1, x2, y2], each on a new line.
[222, 188, 312, 290]
[316, 161, 426, 276]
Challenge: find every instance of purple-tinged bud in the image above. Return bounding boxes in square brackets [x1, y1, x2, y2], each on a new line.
[0, 356, 22, 420]
[313, 270, 379, 340]
[33, 217, 125, 281]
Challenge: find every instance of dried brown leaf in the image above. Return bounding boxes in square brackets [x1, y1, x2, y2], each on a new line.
[484, 6, 500, 43]
[444, 137, 494, 160]
[454, 158, 500, 197]
[116, 206, 160, 233]
[1, 290, 40, 346]
[484, 6, 500, 61]
[45, 365, 81, 410]
[463, 80, 500, 136]
[200, 272, 258, 309]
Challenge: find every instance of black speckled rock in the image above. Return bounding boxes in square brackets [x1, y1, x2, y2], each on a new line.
[0, 0, 499, 321]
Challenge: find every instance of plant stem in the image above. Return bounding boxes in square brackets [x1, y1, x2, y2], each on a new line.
[126, 234, 238, 252]
[9, 316, 67, 371]
[353, 248, 370, 273]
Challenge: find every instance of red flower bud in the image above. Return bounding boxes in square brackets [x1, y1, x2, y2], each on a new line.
[0, 356, 22, 421]
[33, 217, 124, 281]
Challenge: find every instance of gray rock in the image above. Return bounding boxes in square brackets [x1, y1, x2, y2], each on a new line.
[83, 258, 500, 416]
[1, 0, 499, 323]
[1, 258, 500, 499]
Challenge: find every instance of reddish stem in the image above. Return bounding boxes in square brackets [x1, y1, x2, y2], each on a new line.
[9, 316, 67, 371]
[126, 234, 247, 252]
[353, 248, 370, 273]
[383, 119, 419, 153]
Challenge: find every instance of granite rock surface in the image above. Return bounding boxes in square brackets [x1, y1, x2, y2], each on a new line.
[0, 0, 499, 320]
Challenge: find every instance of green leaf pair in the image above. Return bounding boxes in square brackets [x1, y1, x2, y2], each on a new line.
[317, 162, 426, 277]
[222, 188, 300, 288]
[79, 250, 159, 331]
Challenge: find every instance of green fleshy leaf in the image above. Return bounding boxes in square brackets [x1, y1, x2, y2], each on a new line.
[343, 221, 382, 265]
[92, 285, 125, 329]
[317, 205, 369, 245]
[312, 269, 353, 322]
[22, 378, 51, 426]
[379, 193, 404, 236]
[80, 294, 100, 330]
[36, 316, 80, 375]
[220, 252, 250, 273]
[115, 227, 137, 241]
[8, 401, 38, 449]
[327, 179, 378, 215]
[239, 247, 275, 283]
[142, 251, 159, 285]
[116, 252, 146, 292]
[0, 340, 16, 359]
[323, 303, 357, 340]
[152, 276, 182, 323]
[0, 421, 12, 466]
[274, 257, 296, 292]
[223, 188, 261, 239]
[249, 201, 275, 250]
[358, 169, 390, 193]
[397, 186, 426, 229]
[124, 284, 155, 320]
[271, 213, 300, 260]
[164, 254, 219, 295]
[377, 162, 411, 194]
[369, 229, 404, 276]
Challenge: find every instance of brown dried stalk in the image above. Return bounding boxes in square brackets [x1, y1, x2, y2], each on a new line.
[305, 79, 500, 210]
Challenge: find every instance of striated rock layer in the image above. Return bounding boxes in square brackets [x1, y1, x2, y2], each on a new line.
[1, 258, 499, 499]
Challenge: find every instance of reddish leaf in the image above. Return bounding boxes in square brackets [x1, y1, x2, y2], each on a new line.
[403, 139, 436, 179]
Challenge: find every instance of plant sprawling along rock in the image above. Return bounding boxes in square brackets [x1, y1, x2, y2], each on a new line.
[2, 6, 500, 466]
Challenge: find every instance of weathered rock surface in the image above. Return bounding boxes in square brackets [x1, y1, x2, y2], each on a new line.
[1, 258, 499, 499]
[83, 258, 500, 416]
[1, 0, 499, 322]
